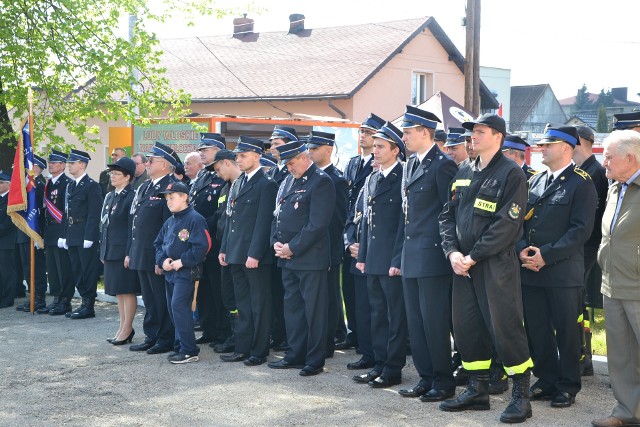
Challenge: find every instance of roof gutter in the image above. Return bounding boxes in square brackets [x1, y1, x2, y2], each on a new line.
[190, 94, 351, 103]
[328, 100, 346, 119]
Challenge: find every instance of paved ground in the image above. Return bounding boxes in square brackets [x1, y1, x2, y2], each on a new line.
[0, 297, 616, 426]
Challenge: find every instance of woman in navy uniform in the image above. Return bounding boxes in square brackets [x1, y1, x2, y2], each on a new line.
[101, 157, 140, 345]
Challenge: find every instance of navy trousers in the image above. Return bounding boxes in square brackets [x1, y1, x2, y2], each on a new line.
[166, 275, 199, 355]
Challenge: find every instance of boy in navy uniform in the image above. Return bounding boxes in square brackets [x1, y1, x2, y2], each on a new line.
[63, 149, 102, 319]
[218, 137, 277, 366]
[155, 182, 210, 364]
[354, 122, 408, 388]
[268, 140, 336, 376]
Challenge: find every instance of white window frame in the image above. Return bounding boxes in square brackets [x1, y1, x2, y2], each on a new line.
[411, 70, 434, 105]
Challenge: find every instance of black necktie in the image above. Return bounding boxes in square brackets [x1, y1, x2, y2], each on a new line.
[357, 158, 364, 175]
[411, 159, 420, 176]
[239, 173, 247, 190]
[546, 175, 554, 189]
[377, 173, 384, 183]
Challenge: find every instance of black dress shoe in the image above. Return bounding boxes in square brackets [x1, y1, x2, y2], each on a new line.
[243, 356, 266, 366]
[398, 384, 429, 398]
[420, 388, 455, 402]
[146, 345, 173, 355]
[220, 353, 247, 362]
[369, 374, 401, 388]
[299, 365, 323, 376]
[270, 340, 289, 351]
[550, 391, 575, 408]
[335, 339, 356, 350]
[195, 335, 213, 344]
[347, 358, 376, 370]
[352, 370, 381, 383]
[529, 386, 555, 401]
[68, 305, 95, 320]
[130, 342, 155, 352]
[49, 303, 72, 316]
[268, 359, 304, 369]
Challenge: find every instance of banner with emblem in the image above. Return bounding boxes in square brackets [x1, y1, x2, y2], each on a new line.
[7, 117, 44, 247]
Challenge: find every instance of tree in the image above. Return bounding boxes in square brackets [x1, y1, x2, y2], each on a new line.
[596, 105, 609, 133]
[573, 84, 593, 115]
[597, 89, 614, 108]
[0, 0, 231, 171]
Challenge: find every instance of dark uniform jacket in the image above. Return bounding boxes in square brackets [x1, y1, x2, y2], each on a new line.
[344, 155, 373, 216]
[324, 164, 349, 267]
[189, 168, 225, 254]
[344, 185, 367, 276]
[154, 205, 210, 282]
[516, 164, 597, 287]
[580, 154, 608, 249]
[99, 185, 135, 261]
[221, 168, 278, 265]
[271, 164, 336, 271]
[402, 146, 458, 278]
[63, 175, 102, 246]
[127, 175, 173, 271]
[0, 194, 17, 250]
[357, 163, 404, 274]
[43, 174, 71, 246]
[266, 164, 290, 185]
[523, 163, 537, 181]
[439, 151, 528, 263]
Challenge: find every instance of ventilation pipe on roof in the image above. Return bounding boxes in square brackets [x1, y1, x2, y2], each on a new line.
[233, 14, 254, 37]
[289, 14, 305, 34]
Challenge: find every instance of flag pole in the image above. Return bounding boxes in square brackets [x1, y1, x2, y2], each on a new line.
[28, 88, 35, 315]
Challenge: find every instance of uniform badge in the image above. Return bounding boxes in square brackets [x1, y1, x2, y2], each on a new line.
[294, 202, 299, 210]
[178, 229, 190, 241]
[508, 202, 521, 220]
[207, 195, 212, 202]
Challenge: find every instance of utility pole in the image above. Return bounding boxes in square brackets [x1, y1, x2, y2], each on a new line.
[464, 0, 481, 117]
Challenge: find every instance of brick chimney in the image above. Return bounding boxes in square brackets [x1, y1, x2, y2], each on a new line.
[233, 14, 254, 37]
[288, 14, 305, 34]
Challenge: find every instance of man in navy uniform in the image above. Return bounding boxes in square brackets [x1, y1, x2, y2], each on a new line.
[443, 127, 470, 168]
[396, 106, 458, 401]
[128, 142, 176, 354]
[502, 135, 537, 180]
[218, 136, 277, 366]
[0, 173, 18, 309]
[268, 140, 336, 376]
[191, 132, 227, 345]
[266, 125, 298, 352]
[154, 181, 210, 364]
[434, 129, 448, 151]
[15, 154, 48, 312]
[62, 149, 102, 319]
[43, 150, 74, 315]
[517, 126, 597, 408]
[612, 111, 640, 133]
[439, 114, 534, 423]
[307, 130, 349, 358]
[353, 122, 408, 388]
[341, 113, 383, 366]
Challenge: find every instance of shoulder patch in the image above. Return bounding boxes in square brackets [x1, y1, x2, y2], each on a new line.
[574, 167, 590, 180]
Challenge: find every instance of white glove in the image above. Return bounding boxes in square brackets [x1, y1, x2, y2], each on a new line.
[83, 240, 93, 249]
[34, 241, 43, 250]
[57, 238, 66, 249]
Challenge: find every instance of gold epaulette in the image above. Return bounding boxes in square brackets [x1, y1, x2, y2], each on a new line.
[574, 167, 590, 180]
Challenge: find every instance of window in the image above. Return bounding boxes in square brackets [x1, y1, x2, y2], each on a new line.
[411, 72, 434, 105]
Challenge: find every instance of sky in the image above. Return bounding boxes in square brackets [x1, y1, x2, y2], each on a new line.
[143, 0, 640, 103]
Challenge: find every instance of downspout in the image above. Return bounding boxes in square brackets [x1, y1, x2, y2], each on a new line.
[328, 100, 346, 119]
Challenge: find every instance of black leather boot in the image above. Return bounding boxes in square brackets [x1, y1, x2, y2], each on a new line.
[38, 297, 60, 314]
[50, 297, 72, 315]
[440, 370, 490, 412]
[68, 298, 95, 319]
[489, 360, 509, 395]
[580, 331, 594, 376]
[500, 369, 532, 423]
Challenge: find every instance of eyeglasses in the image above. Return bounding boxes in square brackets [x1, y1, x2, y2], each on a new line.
[108, 171, 124, 176]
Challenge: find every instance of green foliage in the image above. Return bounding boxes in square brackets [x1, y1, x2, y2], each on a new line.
[572, 83, 593, 114]
[597, 105, 609, 133]
[596, 89, 614, 108]
[0, 0, 232, 154]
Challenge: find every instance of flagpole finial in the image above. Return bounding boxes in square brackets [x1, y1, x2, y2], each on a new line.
[27, 87, 33, 104]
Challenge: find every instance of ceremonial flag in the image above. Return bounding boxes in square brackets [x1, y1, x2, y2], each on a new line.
[498, 103, 503, 118]
[7, 117, 44, 247]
